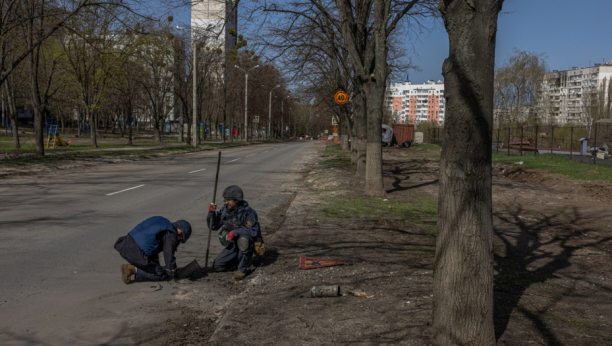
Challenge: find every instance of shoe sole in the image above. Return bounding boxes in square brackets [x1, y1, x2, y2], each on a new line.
[121, 264, 132, 284]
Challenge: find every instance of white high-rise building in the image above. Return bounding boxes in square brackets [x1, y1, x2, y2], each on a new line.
[191, 0, 237, 51]
[385, 80, 445, 125]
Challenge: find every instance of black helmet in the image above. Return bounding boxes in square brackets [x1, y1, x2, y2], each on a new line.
[174, 220, 192, 243]
[222, 185, 243, 201]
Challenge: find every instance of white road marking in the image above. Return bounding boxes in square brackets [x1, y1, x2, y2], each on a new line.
[226, 158, 242, 163]
[188, 168, 207, 173]
[107, 185, 145, 196]
[246, 154, 256, 157]
[273, 148, 279, 150]
[263, 151, 269, 153]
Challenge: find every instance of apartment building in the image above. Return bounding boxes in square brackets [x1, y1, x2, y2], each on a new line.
[191, 0, 237, 51]
[538, 61, 612, 125]
[385, 80, 445, 125]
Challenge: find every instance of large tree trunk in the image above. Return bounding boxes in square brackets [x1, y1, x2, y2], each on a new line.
[432, 1, 503, 345]
[28, 43, 45, 156]
[77, 110, 82, 136]
[127, 112, 133, 146]
[341, 134, 349, 150]
[340, 117, 350, 151]
[364, 1, 391, 196]
[90, 111, 98, 148]
[179, 114, 184, 142]
[352, 91, 368, 174]
[5, 82, 20, 148]
[350, 136, 357, 163]
[153, 115, 161, 142]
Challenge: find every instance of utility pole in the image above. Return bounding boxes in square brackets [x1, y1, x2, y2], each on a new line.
[267, 84, 280, 140]
[235, 65, 259, 141]
[176, 25, 217, 147]
[192, 40, 198, 147]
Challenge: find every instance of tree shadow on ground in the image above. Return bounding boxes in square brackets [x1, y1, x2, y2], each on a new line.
[493, 205, 612, 343]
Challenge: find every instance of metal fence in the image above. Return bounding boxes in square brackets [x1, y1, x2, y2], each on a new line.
[493, 122, 612, 163]
[426, 122, 612, 164]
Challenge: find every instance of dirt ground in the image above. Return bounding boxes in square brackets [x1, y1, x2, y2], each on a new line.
[202, 144, 612, 346]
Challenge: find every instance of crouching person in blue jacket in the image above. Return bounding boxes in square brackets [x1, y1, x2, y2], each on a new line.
[207, 185, 261, 280]
[114, 216, 192, 284]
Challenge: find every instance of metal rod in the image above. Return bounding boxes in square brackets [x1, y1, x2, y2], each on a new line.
[551, 125, 554, 154]
[507, 126, 511, 157]
[570, 126, 573, 160]
[593, 123, 598, 165]
[205, 151, 222, 269]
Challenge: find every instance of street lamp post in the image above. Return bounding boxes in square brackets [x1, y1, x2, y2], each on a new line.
[235, 65, 259, 141]
[192, 39, 198, 147]
[267, 84, 280, 140]
[176, 25, 216, 147]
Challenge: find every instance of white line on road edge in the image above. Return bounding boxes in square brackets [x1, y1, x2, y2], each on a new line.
[226, 158, 242, 163]
[246, 154, 256, 157]
[188, 168, 207, 173]
[273, 148, 279, 150]
[263, 151, 269, 153]
[107, 185, 145, 196]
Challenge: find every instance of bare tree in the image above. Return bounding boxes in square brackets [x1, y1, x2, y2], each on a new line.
[254, 0, 436, 195]
[433, 0, 504, 345]
[61, 6, 129, 148]
[494, 48, 548, 125]
[1, 0, 146, 87]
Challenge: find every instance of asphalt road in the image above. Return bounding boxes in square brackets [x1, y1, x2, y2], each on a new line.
[0, 141, 316, 345]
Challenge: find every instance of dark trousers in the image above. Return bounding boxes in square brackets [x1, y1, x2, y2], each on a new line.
[213, 236, 253, 273]
[133, 258, 169, 282]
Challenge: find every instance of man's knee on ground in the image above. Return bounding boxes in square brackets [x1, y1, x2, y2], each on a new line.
[237, 235, 252, 253]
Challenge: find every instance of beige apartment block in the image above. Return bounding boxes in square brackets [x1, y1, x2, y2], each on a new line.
[538, 61, 612, 125]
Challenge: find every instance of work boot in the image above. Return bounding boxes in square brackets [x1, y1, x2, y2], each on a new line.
[121, 264, 136, 284]
[234, 270, 246, 281]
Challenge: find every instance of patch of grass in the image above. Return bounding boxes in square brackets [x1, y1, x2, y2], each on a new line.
[319, 193, 438, 230]
[318, 157, 350, 167]
[322, 143, 343, 156]
[493, 153, 612, 181]
[412, 143, 442, 151]
[318, 144, 351, 167]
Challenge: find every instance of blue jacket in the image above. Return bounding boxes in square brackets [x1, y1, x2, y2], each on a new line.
[207, 200, 261, 239]
[129, 216, 178, 256]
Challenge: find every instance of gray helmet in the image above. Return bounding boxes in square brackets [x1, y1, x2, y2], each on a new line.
[223, 185, 243, 201]
[174, 220, 192, 243]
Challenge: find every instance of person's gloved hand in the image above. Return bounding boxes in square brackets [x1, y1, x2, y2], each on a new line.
[226, 230, 235, 241]
[209, 203, 216, 212]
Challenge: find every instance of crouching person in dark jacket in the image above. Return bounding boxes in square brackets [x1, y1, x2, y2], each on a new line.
[207, 185, 261, 281]
[114, 216, 192, 284]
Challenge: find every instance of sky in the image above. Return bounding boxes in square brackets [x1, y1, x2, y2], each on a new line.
[174, 0, 612, 85]
[408, 0, 612, 84]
